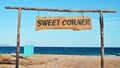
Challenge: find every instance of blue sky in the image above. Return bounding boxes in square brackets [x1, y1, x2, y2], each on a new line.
[0, 0, 120, 47]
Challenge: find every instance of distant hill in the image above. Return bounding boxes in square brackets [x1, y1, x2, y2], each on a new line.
[0, 44, 14, 47]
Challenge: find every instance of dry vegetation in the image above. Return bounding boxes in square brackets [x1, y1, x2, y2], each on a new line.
[0, 54, 120, 68]
[0, 55, 13, 62]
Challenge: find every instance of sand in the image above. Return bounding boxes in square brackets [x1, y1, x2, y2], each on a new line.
[0, 54, 120, 68]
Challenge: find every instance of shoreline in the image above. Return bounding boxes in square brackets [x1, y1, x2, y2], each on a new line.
[0, 53, 119, 56]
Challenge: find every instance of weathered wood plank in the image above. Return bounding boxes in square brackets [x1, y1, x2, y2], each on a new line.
[5, 6, 116, 13]
[36, 16, 92, 30]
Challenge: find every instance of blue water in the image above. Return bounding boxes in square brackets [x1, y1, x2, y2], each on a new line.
[0, 47, 120, 56]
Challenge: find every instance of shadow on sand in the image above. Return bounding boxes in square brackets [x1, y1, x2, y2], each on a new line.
[0, 61, 15, 64]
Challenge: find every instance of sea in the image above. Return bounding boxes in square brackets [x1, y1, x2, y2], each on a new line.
[0, 47, 120, 56]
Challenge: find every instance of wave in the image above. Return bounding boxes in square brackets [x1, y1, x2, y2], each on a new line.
[115, 53, 120, 56]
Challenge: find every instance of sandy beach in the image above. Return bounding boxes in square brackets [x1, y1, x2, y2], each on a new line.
[0, 54, 120, 68]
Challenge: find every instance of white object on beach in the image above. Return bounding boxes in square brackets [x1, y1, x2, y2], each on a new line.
[11, 53, 16, 56]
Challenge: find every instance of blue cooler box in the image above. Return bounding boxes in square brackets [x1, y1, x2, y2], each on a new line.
[24, 45, 34, 56]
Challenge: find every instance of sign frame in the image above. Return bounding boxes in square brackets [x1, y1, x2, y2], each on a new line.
[5, 6, 116, 68]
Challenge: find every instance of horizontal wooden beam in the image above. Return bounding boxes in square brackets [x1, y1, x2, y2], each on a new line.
[5, 6, 116, 13]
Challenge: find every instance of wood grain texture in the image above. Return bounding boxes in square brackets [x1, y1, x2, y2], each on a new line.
[5, 6, 116, 13]
[36, 16, 92, 31]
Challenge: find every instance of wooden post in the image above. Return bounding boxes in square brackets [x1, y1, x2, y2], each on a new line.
[16, 8, 21, 68]
[100, 11, 104, 68]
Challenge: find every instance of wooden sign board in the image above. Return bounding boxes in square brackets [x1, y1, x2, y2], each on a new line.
[36, 16, 92, 30]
